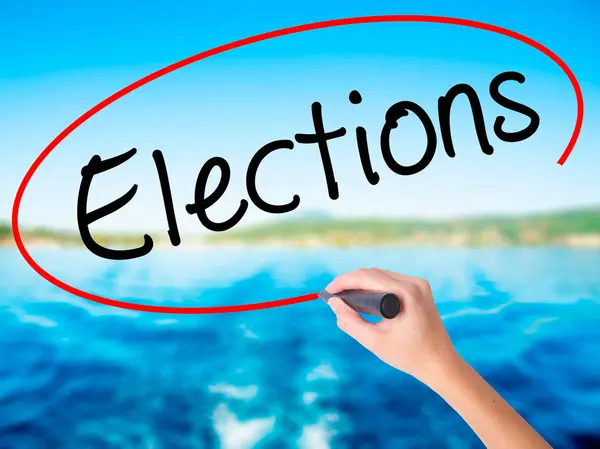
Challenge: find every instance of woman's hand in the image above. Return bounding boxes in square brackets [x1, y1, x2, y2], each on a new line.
[326, 267, 458, 384]
[326, 268, 552, 449]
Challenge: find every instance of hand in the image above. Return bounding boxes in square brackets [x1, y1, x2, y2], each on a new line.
[326, 268, 458, 384]
[327, 268, 553, 449]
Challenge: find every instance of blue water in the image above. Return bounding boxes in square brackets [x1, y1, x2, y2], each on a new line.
[1, 247, 599, 448]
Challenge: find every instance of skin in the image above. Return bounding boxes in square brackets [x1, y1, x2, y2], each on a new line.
[326, 268, 552, 449]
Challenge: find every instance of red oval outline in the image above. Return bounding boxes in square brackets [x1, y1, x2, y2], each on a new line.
[12, 15, 584, 314]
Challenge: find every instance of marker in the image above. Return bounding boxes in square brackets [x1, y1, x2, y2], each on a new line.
[319, 290, 401, 319]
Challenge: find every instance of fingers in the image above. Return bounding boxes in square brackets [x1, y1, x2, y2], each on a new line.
[326, 268, 426, 312]
[328, 297, 382, 350]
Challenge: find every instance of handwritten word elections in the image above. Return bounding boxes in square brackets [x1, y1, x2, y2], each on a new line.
[77, 71, 539, 260]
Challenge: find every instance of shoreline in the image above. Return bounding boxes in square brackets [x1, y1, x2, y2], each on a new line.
[3, 238, 600, 250]
[4, 206, 600, 250]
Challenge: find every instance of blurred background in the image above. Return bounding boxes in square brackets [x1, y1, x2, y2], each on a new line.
[1, 0, 600, 448]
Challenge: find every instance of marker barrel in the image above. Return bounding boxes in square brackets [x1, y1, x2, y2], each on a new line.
[320, 289, 401, 319]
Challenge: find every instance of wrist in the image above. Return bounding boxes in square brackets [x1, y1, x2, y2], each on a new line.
[416, 347, 467, 389]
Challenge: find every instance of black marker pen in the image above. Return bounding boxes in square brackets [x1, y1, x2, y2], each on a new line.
[319, 289, 401, 319]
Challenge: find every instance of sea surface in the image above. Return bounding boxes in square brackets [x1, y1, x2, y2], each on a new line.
[0, 246, 599, 448]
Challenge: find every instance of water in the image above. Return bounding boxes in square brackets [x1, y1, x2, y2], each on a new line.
[1, 246, 599, 448]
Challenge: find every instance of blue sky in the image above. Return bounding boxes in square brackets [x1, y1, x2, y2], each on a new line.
[1, 0, 599, 235]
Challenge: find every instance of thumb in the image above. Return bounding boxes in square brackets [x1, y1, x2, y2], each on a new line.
[328, 297, 381, 351]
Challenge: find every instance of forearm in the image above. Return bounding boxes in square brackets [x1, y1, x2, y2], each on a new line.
[425, 353, 551, 449]
[325, 268, 552, 447]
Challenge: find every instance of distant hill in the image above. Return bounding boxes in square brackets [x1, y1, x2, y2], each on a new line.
[279, 209, 334, 222]
[204, 206, 600, 247]
[2, 206, 600, 248]
[0, 223, 151, 248]
[0, 223, 9, 239]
